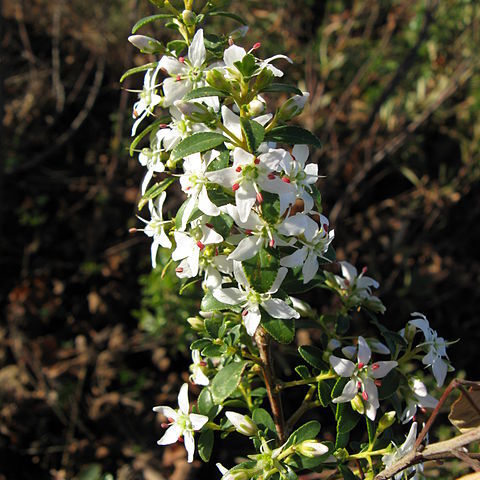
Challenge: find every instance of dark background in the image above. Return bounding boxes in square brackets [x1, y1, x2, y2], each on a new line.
[1, 0, 479, 478]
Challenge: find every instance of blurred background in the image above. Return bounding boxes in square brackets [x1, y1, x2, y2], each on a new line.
[1, 0, 479, 478]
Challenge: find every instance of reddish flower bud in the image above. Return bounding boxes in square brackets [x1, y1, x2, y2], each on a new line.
[129, 227, 137, 233]
[245, 229, 253, 235]
[196, 241, 205, 250]
[371, 363, 379, 370]
[232, 183, 240, 191]
[252, 42, 261, 50]
[242, 310, 248, 316]
[176, 75, 182, 82]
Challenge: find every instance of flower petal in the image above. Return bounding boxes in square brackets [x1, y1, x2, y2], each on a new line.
[157, 423, 182, 445]
[178, 383, 190, 415]
[244, 305, 261, 336]
[152, 405, 177, 420]
[184, 429, 195, 463]
[212, 287, 244, 305]
[189, 29, 206, 67]
[357, 336, 371, 365]
[370, 361, 397, 379]
[329, 356, 356, 377]
[333, 379, 357, 403]
[189, 413, 209, 431]
[262, 297, 299, 319]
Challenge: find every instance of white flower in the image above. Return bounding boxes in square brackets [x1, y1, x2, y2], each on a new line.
[172, 219, 223, 278]
[401, 378, 438, 424]
[137, 192, 172, 268]
[179, 151, 221, 230]
[213, 262, 299, 336]
[153, 383, 208, 463]
[216, 463, 249, 480]
[409, 312, 452, 387]
[330, 336, 398, 421]
[297, 440, 329, 458]
[225, 411, 258, 436]
[190, 350, 209, 386]
[131, 63, 163, 135]
[138, 135, 165, 194]
[159, 29, 209, 106]
[382, 422, 422, 480]
[279, 213, 334, 283]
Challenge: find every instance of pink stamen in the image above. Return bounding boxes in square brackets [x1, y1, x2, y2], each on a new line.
[357, 381, 362, 389]
[344, 279, 350, 286]
[374, 379, 382, 387]
[179, 56, 185, 63]
[232, 183, 240, 191]
[176, 75, 182, 82]
[175, 267, 183, 273]
[242, 310, 248, 316]
[133, 109, 139, 118]
[252, 42, 261, 50]
[323, 223, 329, 232]
[167, 417, 174, 423]
[358, 362, 364, 369]
[362, 266, 368, 274]
[161, 422, 169, 428]
[282, 177, 291, 183]
[197, 241, 205, 250]
[129, 227, 137, 233]
[178, 436, 184, 443]
[268, 173, 276, 180]
[269, 239, 275, 248]
[245, 229, 253, 235]
[205, 223, 214, 228]
[236, 166, 242, 172]
[159, 123, 168, 128]
[254, 157, 260, 165]
[371, 363, 380, 370]
[362, 391, 369, 401]
[256, 192, 264, 203]
[420, 407, 427, 414]
[199, 361, 207, 367]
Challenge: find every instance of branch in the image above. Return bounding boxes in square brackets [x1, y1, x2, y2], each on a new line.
[254, 327, 286, 444]
[375, 427, 480, 480]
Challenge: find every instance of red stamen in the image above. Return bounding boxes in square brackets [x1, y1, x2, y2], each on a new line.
[133, 109, 139, 118]
[236, 166, 242, 172]
[362, 266, 368, 274]
[362, 391, 369, 401]
[268, 173, 276, 180]
[199, 361, 207, 367]
[161, 422, 169, 428]
[371, 363, 380, 370]
[159, 123, 168, 128]
[178, 436, 184, 443]
[176, 75, 182, 82]
[245, 229, 253, 235]
[358, 362, 364, 369]
[242, 310, 248, 316]
[374, 379, 382, 387]
[205, 223, 214, 228]
[256, 192, 263, 203]
[167, 417, 174, 423]
[252, 42, 261, 50]
[323, 223, 329, 232]
[232, 183, 240, 191]
[344, 279, 350, 286]
[129, 227, 137, 233]
[282, 177, 291, 183]
[175, 267, 183, 273]
[420, 407, 427, 414]
[269, 239, 275, 248]
[357, 381, 362, 389]
[254, 157, 260, 165]
[197, 241, 205, 250]
[179, 56, 185, 63]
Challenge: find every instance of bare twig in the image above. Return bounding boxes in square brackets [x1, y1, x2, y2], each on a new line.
[51, 0, 65, 114]
[255, 327, 286, 444]
[375, 427, 480, 480]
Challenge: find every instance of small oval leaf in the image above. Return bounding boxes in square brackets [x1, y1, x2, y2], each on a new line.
[171, 132, 229, 162]
[211, 361, 249, 404]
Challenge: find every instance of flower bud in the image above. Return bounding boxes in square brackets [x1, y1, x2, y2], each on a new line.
[297, 440, 329, 458]
[290, 297, 314, 317]
[128, 35, 164, 54]
[351, 394, 365, 414]
[229, 26, 249, 40]
[253, 68, 274, 91]
[403, 321, 417, 343]
[182, 9, 196, 26]
[187, 316, 204, 331]
[247, 99, 265, 116]
[174, 100, 216, 123]
[377, 411, 396, 435]
[225, 411, 258, 436]
[277, 93, 309, 121]
[206, 69, 231, 93]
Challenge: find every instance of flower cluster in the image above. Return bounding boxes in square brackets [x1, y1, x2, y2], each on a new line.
[125, 2, 455, 479]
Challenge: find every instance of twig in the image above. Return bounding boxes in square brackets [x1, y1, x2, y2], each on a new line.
[375, 427, 480, 480]
[255, 327, 286, 444]
[51, 1, 65, 114]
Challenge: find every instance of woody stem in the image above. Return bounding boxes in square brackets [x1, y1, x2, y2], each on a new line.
[254, 327, 286, 444]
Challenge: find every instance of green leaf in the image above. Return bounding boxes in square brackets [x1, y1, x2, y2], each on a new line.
[284, 420, 321, 449]
[332, 377, 349, 399]
[335, 431, 349, 449]
[201, 291, 241, 313]
[318, 380, 332, 407]
[262, 315, 295, 344]
[197, 387, 222, 419]
[280, 465, 298, 480]
[205, 184, 233, 206]
[131, 14, 174, 33]
[252, 408, 276, 433]
[174, 200, 201, 230]
[183, 86, 229, 101]
[205, 315, 223, 338]
[265, 126, 322, 148]
[335, 315, 350, 335]
[295, 365, 310, 379]
[138, 177, 175, 211]
[171, 132, 228, 162]
[298, 345, 329, 370]
[378, 370, 400, 400]
[206, 148, 230, 172]
[366, 417, 375, 445]
[167, 39, 187, 55]
[201, 343, 224, 357]
[336, 403, 360, 434]
[211, 361, 249, 404]
[260, 83, 303, 95]
[242, 248, 279, 293]
[203, 33, 227, 56]
[234, 54, 258, 79]
[208, 213, 233, 239]
[191, 339, 211, 350]
[240, 118, 265, 153]
[260, 191, 281, 223]
[120, 62, 157, 83]
[208, 11, 248, 25]
[198, 429, 214, 462]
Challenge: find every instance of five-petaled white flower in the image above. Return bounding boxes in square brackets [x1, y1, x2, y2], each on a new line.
[382, 422, 422, 480]
[401, 378, 438, 424]
[190, 350, 209, 386]
[153, 383, 208, 463]
[409, 312, 452, 387]
[131, 63, 163, 136]
[159, 29, 209, 106]
[137, 192, 172, 268]
[330, 336, 398, 420]
[213, 262, 299, 336]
